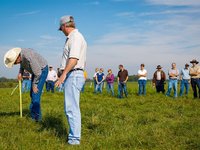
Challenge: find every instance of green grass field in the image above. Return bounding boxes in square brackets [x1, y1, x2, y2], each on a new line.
[0, 82, 200, 150]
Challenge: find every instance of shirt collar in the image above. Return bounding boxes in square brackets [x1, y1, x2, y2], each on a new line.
[67, 29, 78, 38]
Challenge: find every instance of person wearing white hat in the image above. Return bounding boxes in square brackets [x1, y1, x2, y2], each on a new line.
[4, 48, 48, 121]
[55, 15, 87, 145]
[46, 66, 57, 93]
[189, 59, 200, 99]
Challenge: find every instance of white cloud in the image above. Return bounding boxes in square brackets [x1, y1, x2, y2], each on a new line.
[116, 8, 200, 19]
[35, 35, 61, 48]
[86, 11, 200, 78]
[15, 10, 40, 16]
[85, 1, 100, 5]
[16, 39, 25, 42]
[116, 12, 135, 18]
[112, 0, 134, 2]
[140, 8, 200, 16]
[40, 35, 59, 40]
[146, 0, 200, 6]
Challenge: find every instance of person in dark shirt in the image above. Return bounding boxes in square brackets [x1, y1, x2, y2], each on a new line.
[117, 64, 128, 98]
[152, 65, 166, 94]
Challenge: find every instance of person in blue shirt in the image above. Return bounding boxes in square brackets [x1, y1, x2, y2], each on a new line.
[95, 68, 105, 93]
[179, 63, 190, 97]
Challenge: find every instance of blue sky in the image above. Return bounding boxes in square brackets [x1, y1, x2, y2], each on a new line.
[1, 0, 200, 79]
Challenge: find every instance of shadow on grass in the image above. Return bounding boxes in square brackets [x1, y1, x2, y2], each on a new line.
[0, 109, 29, 117]
[38, 114, 68, 140]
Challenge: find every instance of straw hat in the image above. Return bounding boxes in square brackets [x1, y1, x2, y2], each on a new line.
[4, 47, 21, 68]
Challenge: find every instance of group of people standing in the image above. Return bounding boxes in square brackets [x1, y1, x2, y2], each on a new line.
[154, 60, 200, 99]
[93, 59, 200, 99]
[21, 66, 62, 93]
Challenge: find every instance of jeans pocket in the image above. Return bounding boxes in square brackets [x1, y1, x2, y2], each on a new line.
[73, 77, 85, 91]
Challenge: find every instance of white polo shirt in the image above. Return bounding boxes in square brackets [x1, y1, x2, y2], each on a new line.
[60, 29, 87, 70]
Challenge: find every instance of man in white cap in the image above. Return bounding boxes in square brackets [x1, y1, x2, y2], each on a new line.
[189, 59, 200, 99]
[46, 66, 57, 93]
[55, 15, 87, 145]
[4, 48, 48, 121]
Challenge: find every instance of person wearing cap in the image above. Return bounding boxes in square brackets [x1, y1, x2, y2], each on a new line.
[138, 64, 147, 96]
[179, 63, 190, 97]
[4, 48, 48, 121]
[55, 15, 87, 145]
[166, 63, 179, 98]
[152, 65, 166, 93]
[106, 69, 115, 96]
[46, 66, 58, 93]
[189, 59, 200, 99]
[117, 64, 128, 98]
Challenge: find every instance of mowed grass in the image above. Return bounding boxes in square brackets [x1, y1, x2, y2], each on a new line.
[0, 82, 200, 150]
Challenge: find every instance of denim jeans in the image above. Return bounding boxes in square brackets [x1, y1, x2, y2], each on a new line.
[22, 79, 31, 92]
[118, 82, 128, 98]
[179, 79, 190, 96]
[106, 83, 114, 96]
[46, 80, 55, 93]
[191, 78, 200, 98]
[138, 80, 147, 95]
[81, 83, 85, 92]
[166, 79, 178, 97]
[64, 70, 85, 143]
[30, 65, 48, 121]
[95, 82, 103, 93]
[93, 80, 97, 92]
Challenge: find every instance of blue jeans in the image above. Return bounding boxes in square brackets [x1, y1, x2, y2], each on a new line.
[30, 65, 48, 121]
[93, 80, 97, 92]
[179, 79, 190, 96]
[64, 70, 85, 143]
[95, 82, 103, 93]
[46, 80, 55, 93]
[118, 82, 128, 98]
[166, 79, 178, 97]
[107, 83, 114, 96]
[191, 78, 200, 98]
[22, 79, 31, 92]
[81, 83, 86, 92]
[138, 80, 147, 95]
